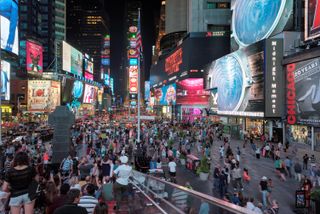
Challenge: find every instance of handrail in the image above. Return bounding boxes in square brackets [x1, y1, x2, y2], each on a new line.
[130, 180, 168, 214]
[131, 170, 256, 214]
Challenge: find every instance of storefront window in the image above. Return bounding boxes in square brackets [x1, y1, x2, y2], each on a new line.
[286, 125, 311, 145]
[246, 118, 264, 138]
[314, 128, 320, 152]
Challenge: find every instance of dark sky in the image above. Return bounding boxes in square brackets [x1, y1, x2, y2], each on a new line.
[104, 0, 162, 86]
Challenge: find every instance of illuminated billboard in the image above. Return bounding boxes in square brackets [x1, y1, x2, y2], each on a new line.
[207, 42, 265, 117]
[97, 88, 103, 105]
[28, 80, 61, 112]
[145, 81, 150, 101]
[231, 0, 293, 51]
[159, 84, 176, 105]
[1, 60, 10, 101]
[286, 57, 320, 126]
[66, 80, 84, 110]
[26, 40, 43, 73]
[62, 41, 83, 76]
[129, 66, 138, 94]
[305, 0, 320, 40]
[0, 0, 19, 55]
[83, 84, 98, 104]
[129, 58, 138, 66]
[104, 73, 110, 86]
[176, 78, 209, 105]
[110, 78, 114, 95]
[84, 72, 94, 81]
[84, 54, 94, 74]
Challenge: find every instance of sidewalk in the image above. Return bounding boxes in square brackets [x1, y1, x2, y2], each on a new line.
[169, 138, 320, 214]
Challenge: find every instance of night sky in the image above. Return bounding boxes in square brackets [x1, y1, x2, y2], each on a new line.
[104, 0, 162, 90]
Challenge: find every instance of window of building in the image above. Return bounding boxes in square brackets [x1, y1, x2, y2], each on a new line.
[207, 24, 229, 31]
[207, 2, 216, 9]
[217, 3, 230, 8]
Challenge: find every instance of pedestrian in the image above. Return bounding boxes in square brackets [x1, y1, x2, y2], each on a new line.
[243, 168, 251, 183]
[168, 157, 177, 180]
[303, 154, 309, 170]
[219, 145, 224, 159]
[231, 164, 243, 191]
[218, 170, 227, 198]
[294, 160, 302, 182]
[53, 189, 88, 214]
[284, 156, 292, 178]
[236, 146, 241, 162]
[255, 147, 261, 159]
[259, 176, 269, 207]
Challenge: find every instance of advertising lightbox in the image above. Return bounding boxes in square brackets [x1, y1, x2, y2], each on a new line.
[83, 84, 98, 104]
[305, 0, 320, 41]
[1, 60, 10, 101]
[28, 80, 61, 112]
[0, 0, 19, 55]
[286, 57, 320, 126]
[231, 0, 293, 51]
[110, 77, 114, 95]
[62, 41, 83, 76]
[66, 80, 84, 110]
[176, 78, 209, 105]
[26, 40, 43, 73]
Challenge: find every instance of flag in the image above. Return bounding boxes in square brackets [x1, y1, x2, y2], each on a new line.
[136, 8, 143, 56]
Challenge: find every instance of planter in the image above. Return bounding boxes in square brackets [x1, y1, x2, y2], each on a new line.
[199, 172, 209, 181]
[180, 158, 186, 165]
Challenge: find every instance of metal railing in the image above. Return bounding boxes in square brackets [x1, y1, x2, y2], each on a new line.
[130, 170, 256, 214]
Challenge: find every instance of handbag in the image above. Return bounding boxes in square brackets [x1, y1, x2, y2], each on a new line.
[28, 180, 41, 201]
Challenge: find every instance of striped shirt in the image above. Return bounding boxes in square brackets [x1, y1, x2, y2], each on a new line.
[79, 196, 98, 214]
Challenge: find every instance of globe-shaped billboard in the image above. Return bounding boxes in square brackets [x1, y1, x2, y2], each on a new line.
[211, 54, 244, 111]
[233, 0, 286, 47]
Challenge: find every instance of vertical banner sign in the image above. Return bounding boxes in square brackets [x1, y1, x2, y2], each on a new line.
[265, 38, 284, 117]
[286, 63, 296, 125]
[26, 41, 43, 73]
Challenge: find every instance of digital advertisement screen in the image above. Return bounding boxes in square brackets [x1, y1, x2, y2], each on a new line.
[305, 0, 320, 40]
[66, 80, 84, 110]
[231, 0, 293, 51]
[28, 80, 61, 112]
[97, 88, 103, 105]
[101, 58, 110, 66]
[207, 41, 265, 117]
[110, 78, 114, 95]
[1, 60, 10, 101]
[286, 57, 320, 126]
[129, 66, 138, 94]
[145, 81, 150, 101]
[62, 41, 83, 76]
[157, 84, 176, 105]
[83, 84, 98, 104]
[85, 72, 94, 81]
[129, 58, 138, 66]
[104, 73, 110, 86]
[84, 55, 94, 74]
[176, 78, 209, 105]
[26, 40, 43, 73]
[0, 0, 19, 55]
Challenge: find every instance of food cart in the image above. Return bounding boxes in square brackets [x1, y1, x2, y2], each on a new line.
[186, 154, 200, 172]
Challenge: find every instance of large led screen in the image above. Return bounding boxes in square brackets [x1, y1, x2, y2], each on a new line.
[231, 0, 292, 51]
[129, 66, 138, 94]
[207, 41, 265, 117]
[26, 40, 43, 73]
[85, 72, 93, 81]
[84, 55, 94, 74]
[176, 78, 209, 105]
[83, 84, 98, 104]
[156, 84, 176, 105]
[62, 41, 83, 76]
[1, 60, 10, 100]
[0, 0, 18, 55]
[28, 80, 61, 112]
[66, 80, 84, 110]
[145, 81, 150, 101]
[286, 57, 320, 126]
[305, 0, 320, 40]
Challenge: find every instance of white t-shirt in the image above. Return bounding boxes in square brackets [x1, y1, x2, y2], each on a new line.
[114, 164, 132, 185]
[168, 161, 177, 173]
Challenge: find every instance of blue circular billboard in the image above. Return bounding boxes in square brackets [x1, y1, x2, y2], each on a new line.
[212, 54, 244, 111]
[233, 0, 285, 46]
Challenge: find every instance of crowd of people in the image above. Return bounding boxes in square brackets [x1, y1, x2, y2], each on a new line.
[0, 114, 319, 214]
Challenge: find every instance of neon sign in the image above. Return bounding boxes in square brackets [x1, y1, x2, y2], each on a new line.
[165, 48, 182, 75]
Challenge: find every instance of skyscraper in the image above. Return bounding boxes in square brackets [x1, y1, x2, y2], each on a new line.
[66, 0, 110, 83]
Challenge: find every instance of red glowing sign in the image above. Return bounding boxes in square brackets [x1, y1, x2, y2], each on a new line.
[26, 41, 43, 73]
[286, 64, 296, 125]
[165, 48, 182, 75]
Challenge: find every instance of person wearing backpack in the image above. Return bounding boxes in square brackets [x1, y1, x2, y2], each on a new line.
[60, 154, 73, 178]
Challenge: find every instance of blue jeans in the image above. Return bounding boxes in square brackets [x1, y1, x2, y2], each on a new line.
[261, 190, 268, 207]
